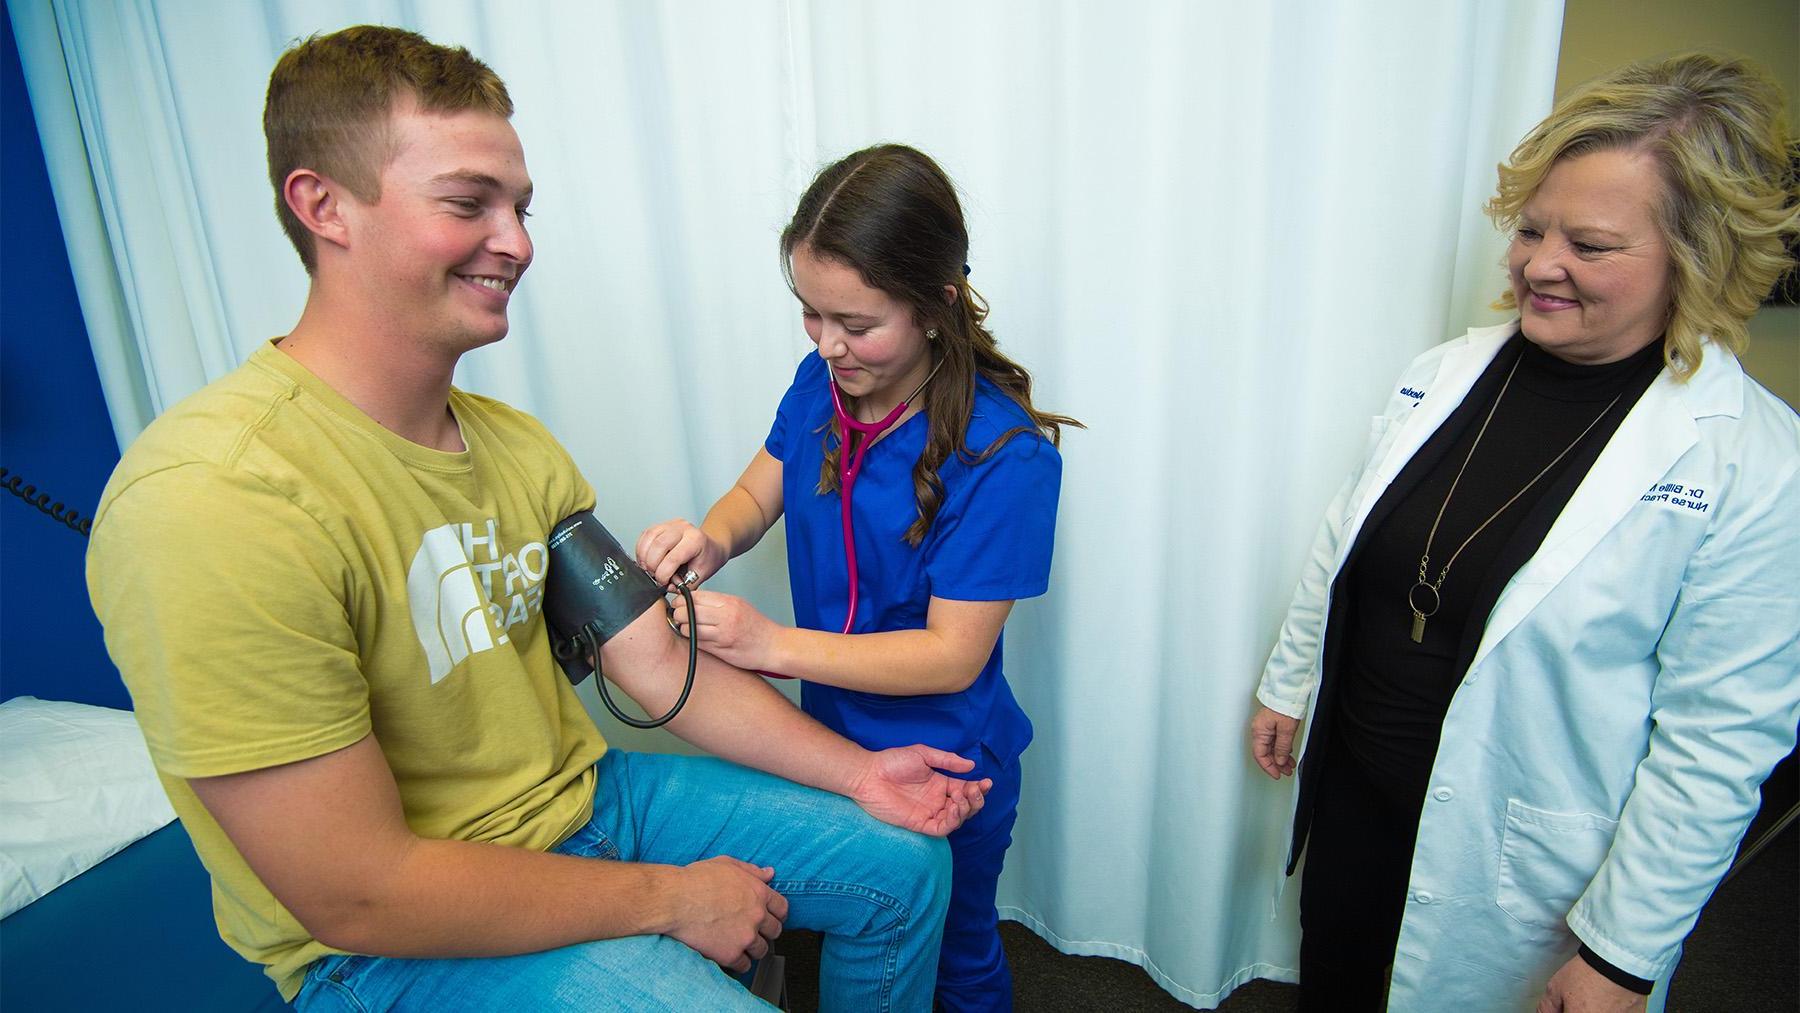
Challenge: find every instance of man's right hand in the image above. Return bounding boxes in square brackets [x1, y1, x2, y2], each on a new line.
[665, 856, 788, 973]
[636, 518, 727, 588]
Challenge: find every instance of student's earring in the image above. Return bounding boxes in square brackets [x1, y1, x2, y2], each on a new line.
[926, 328, 940, 341]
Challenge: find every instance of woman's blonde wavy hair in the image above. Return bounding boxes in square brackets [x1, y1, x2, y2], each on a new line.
[1485, 52, 1799, 381]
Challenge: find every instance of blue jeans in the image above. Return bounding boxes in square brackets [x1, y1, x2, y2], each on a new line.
[292, 750, 953, 1012]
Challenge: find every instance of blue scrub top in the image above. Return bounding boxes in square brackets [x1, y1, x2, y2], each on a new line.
[765, 353, 1062, 772]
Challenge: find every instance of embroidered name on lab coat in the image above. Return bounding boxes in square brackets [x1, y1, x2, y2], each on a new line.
[1640, 481, 1709, 513]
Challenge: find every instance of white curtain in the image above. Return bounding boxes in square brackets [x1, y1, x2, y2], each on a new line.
[12, 0, 1563, 1004]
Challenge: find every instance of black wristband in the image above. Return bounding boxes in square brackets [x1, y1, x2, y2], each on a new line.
[1578, 944, 1655, 995]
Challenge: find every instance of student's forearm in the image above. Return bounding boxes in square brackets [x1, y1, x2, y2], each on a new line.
[767, 627, 984, 695]
[315, 836, 681, 957]
[700, 484, 776, 561]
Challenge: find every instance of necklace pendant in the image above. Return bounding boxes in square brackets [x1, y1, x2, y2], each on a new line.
[1406, 582, 1440, 645]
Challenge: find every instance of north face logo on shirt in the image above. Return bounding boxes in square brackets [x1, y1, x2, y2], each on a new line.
[406, 520, 548, 684]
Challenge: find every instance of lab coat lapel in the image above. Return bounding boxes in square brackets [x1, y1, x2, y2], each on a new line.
[1469, 368, 1703, 671]
[1335, 326, 1512, 569]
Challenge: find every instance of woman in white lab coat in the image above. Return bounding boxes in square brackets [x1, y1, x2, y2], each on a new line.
[1249, 53, 1800, 1013]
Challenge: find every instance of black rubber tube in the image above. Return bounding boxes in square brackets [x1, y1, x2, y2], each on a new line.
[590, 582, 698, 729]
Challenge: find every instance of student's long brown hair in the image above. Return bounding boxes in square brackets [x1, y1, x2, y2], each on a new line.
[781, 144, 1081, 546]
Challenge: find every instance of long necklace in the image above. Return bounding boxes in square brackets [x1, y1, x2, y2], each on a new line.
[1407, 356, 1624, 643]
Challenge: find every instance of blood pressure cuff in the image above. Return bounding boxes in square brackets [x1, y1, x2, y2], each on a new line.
[543, 511, 666, 684]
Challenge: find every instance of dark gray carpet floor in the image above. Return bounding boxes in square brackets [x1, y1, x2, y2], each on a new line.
[769, 791, 1796, 1011]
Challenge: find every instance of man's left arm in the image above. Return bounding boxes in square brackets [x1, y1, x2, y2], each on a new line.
[596, 606, 990, 837]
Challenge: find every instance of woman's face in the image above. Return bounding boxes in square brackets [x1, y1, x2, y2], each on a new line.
[1507, 147, 1674, 365]
[790, 242, 933, 409]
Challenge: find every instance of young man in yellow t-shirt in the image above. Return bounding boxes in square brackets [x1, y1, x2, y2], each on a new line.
[87, 26, 989, 1011]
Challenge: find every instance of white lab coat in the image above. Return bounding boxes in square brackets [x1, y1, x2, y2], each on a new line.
[1256, 321, 1800, 1012]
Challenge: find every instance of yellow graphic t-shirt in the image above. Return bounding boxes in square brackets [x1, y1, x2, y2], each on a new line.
[87, 342, 608, 1000]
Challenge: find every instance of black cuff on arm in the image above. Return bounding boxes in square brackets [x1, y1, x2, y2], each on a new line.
[1578, 944, 1655, 995]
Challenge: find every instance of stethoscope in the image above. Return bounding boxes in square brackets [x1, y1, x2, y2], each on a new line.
[826, 354, 946, 634]
[757, 353, 944, 681]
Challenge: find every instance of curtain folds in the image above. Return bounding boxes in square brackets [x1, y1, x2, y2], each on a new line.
[10, 0, 1564, 1004]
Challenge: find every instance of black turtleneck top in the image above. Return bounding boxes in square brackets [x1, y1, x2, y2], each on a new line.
[1335, 332, 1666, 803]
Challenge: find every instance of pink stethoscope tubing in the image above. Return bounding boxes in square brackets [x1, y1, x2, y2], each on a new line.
[827, 382, 904, 635]
[759, 355, 942, 679]
[827, 356, 945, 633]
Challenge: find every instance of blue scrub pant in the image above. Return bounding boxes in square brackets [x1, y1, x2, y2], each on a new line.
[936, 749, 1023, 1013]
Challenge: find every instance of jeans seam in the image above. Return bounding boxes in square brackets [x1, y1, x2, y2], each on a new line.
[774, 879, 912, 1013]
[316, 977, 371, 1013]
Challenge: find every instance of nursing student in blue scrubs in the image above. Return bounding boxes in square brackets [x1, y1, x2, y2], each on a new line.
[637, 144, 1077, 1011]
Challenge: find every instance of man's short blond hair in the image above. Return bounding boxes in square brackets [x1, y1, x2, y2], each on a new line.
[263, 25, 512, 272]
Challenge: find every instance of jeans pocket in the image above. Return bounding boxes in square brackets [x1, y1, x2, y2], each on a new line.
[552, 813, 622, 862]
[297, 954, 375, 1012]
[1496, 798, 1618, 929]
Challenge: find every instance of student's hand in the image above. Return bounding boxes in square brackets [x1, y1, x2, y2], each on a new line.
[1249, 705, 1302, 779]
[847, 746, 992, 837]
[1536, 955, 1647, 1013]
[667, 855, 788, 973]
[636, 519, 727, 588]
[669, 590, 778, 671]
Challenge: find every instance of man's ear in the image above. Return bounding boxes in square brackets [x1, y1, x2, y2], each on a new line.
[283, 168, 353, 254]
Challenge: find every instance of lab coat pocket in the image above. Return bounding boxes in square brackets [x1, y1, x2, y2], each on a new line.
[1336, 416, 1394, 530]
[1359, 414, 1394, 472]
[1363, 414, 1391, 450]
[1496, 799, 1618, 930]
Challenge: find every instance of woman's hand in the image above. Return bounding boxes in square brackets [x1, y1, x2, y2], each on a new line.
[1536, 956, 1647, 1013]
[1249, 705, 1302, 779]
[636, 518, 728, 588]
[669, 589, 781, 671]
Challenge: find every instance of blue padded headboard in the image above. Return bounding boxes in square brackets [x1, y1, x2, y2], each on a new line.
[2, 12, 128, 711]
